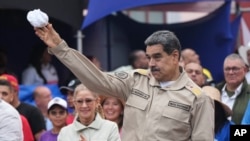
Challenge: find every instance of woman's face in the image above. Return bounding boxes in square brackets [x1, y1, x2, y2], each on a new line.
[73, 90, 97, 123]
[102, 97, 123, 123]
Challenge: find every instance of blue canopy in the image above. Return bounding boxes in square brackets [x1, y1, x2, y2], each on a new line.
[82, 0, 230, 29]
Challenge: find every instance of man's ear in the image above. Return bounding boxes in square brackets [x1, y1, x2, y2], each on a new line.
[172, 50, 180, 63]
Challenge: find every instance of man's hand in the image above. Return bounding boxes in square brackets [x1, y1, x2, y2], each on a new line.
[34, 23, 63, 48]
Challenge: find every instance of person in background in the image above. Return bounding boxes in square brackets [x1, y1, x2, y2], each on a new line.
[22, 42, 59, 85]
[101, 96, 124, 134]
[185, 62, 206, 87]
[202, 86, 234, 141]
[86, 55, 102, 70]
[33, 85, 53, 130]
[0, 74, 46, 140]
[181, 48, 214, 85]
[0, 99, 23, 141]
[57, 84, 120, 141]
[39, 97, 68, 141]
[216, 53, 250, 124]
[112, 49, 149, 72]
[35, 24, 214, 141]
[60, 78, 81, 124]
[0, 49, 14, 75]
[0, 74, 34, 141]
[238, 45, 250, 84]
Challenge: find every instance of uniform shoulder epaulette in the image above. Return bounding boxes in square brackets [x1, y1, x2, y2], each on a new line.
[185, 82, 202, 97]
[134, 69, 149, 76]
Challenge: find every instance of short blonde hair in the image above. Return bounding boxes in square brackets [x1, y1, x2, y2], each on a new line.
[73, 84, 104, 118]
[73, 84, 98, 98]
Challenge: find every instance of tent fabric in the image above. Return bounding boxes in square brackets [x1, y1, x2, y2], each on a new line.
[108, 1, 240, 83]
[82, 0, 230, 29]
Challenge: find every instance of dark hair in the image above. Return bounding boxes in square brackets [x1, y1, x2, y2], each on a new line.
[144, 30, 182, 60]
[214, 101, 228, 134]
[47, 104, 68, 114]
[29, 42, 47, 84]
[86, 55, 96, 62]
[128, 50, 143, 67]
[0, 79, 13, 91]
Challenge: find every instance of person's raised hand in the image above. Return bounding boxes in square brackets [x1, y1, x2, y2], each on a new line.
[34, 23, 63, 48]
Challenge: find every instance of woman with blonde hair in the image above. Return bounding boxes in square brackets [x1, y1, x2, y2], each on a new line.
[57, 84, 120, 141]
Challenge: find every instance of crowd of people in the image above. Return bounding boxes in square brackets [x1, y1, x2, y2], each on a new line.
[1, 22, 250, 141]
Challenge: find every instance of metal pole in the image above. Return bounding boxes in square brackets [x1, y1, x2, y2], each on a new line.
[76, 30, 84, 52]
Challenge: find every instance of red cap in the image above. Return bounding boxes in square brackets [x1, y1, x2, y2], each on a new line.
[0, 74, 19, 91]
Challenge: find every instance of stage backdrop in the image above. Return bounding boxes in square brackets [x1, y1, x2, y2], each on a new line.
[82, 0, 240, 83]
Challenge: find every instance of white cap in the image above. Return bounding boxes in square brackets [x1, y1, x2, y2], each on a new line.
[48, 97, 67, 110]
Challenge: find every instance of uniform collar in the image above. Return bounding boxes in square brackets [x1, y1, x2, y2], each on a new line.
[73, 113, 103, 131]
[149, 67, 188, 90]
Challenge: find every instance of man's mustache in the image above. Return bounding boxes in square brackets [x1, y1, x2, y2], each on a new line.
[150, 67, 160, 72]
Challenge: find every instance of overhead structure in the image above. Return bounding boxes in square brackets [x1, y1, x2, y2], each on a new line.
[0, 0, 84, 30]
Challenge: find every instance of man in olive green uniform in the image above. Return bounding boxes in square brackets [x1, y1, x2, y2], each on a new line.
[35, 24, 214, 141]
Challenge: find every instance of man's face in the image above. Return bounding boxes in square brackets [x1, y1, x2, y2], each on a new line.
[0, 85, 14, 104]
[223, 59, 247, 86]
[35, 87, 52, 109]
[146, 44, 179, 82]
[185, 62, 205, 87]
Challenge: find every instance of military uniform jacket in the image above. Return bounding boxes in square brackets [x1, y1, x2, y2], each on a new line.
[49, 41, 214, 141]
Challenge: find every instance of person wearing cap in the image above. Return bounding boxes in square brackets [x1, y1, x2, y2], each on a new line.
[60, 78, 81, 124]
[39, 97, 68, 141]
[58, 84, 120, 141]
[202, 86, 234, 141]
[0, 74, 46, 141]
[101, 96, 124, 134]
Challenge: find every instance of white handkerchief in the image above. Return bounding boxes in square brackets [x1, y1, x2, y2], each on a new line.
[27, 9, 49, 28]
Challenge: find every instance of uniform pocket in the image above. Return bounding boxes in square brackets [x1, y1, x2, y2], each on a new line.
[126, 94, 148, 110]
[162, 104, 190, 124]
[156, 103, 191, 140]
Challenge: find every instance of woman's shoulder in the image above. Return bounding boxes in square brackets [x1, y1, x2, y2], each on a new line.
[59, 123, 74, 132]
[101, 118, 119, 129]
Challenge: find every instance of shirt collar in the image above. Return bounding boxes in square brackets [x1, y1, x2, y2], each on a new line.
[222, 83, 243, 98]
[73, 113, 103, 131]
[149, 67, 188, 90]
